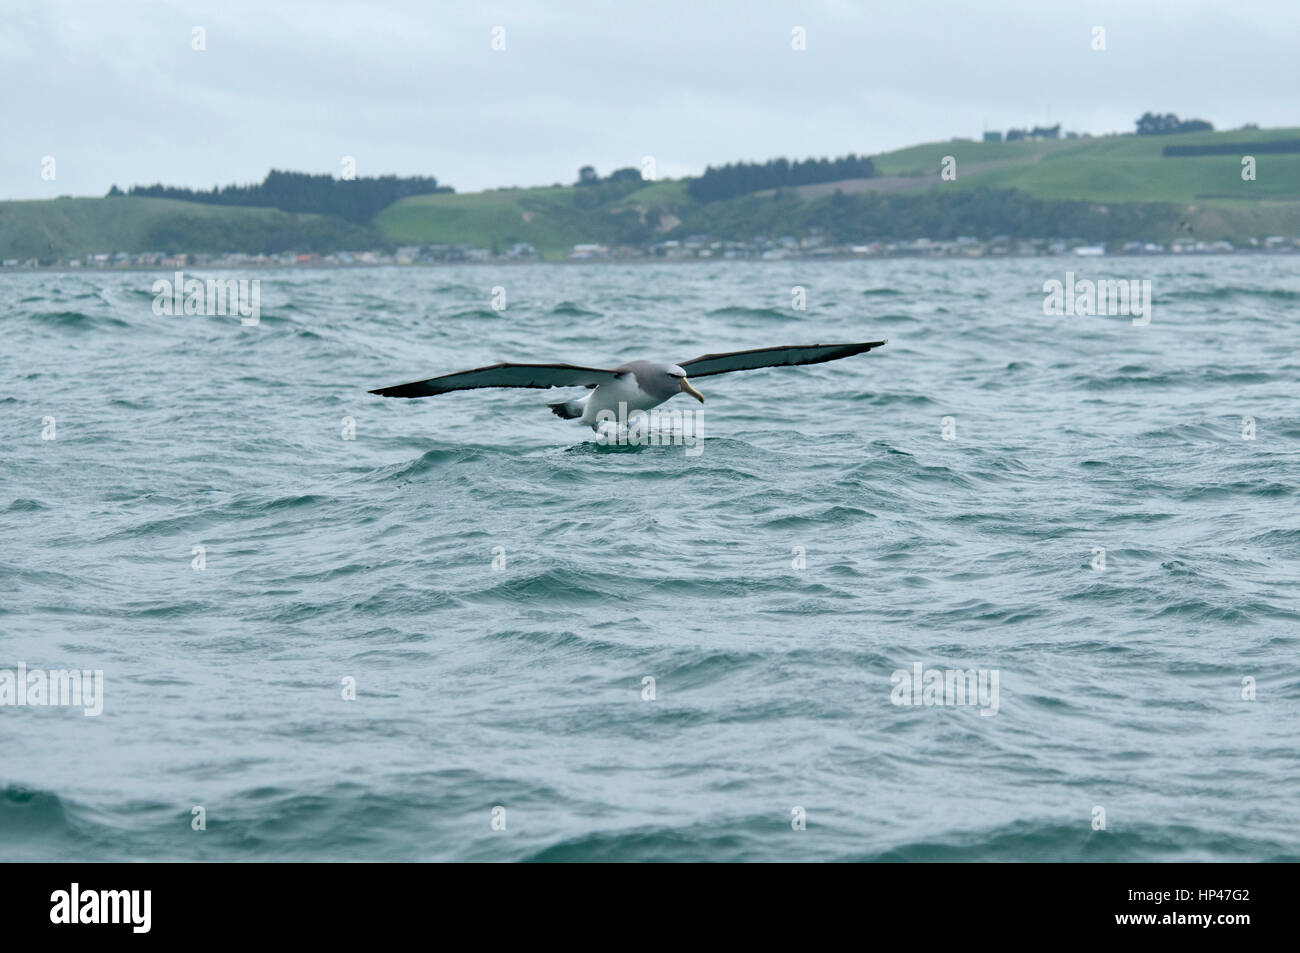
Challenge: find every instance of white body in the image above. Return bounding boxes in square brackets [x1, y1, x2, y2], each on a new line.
[578, 373, 668, 428]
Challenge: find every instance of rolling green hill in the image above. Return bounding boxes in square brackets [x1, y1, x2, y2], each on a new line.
[373, 127, 1300, 255]
[376, 187, 589, 259]
[925, 126, 1300, 202]
[375, 178, 695, 259]
[0, 196, 374, 260]
[921, 127, 1300, 202]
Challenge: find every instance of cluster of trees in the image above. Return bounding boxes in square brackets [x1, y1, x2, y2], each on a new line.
[686, 154, 875, 203]
[570, 166, 652, 210]
[1006, 124, 1060, 141]
[109, 170, 452, 223]
[1135, 113, 1214, 136]
[576, 165, 643, 186]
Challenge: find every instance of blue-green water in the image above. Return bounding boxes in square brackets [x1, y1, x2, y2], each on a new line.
[2, 257, 1297, 861]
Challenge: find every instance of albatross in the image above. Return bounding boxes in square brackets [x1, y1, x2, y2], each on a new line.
[369, 341, 886, 431]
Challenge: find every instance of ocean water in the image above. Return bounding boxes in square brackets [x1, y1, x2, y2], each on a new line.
[1, 256, 1297, 862]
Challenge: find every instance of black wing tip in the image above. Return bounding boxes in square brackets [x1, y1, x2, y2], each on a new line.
[369, 383, 434, 398]
[829, 340, 886, 356]
[817, 340, 886, 361]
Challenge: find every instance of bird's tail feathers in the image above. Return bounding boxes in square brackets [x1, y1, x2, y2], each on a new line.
[547, 398, 585, 420]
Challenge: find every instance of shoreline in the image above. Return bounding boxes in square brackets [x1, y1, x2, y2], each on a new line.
[7, 247, 1300, 275]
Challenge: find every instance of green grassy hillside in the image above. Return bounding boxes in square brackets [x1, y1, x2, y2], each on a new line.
[373, 127, 1300, 254]
[375, 178, 695, 259]
[0, 196, 373, 260]
[873, 127, 1300, 202]
[376, 187, 587, 259]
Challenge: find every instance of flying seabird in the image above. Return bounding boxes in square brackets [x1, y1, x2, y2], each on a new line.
[369, 341, 886, 431]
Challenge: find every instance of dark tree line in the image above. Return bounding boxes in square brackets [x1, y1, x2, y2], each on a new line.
[1164, 139, 1300, 157]
[687, 154, 875, 203]
[575, 166, 644, 186]
[1135, 113, 1214, 136]
[114, 170, 452, 223]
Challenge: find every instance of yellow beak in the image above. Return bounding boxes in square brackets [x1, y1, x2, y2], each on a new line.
[679, 377, 704, 403]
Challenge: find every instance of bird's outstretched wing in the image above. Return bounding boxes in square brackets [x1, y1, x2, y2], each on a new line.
[369, 362, 620, 398]
[678, 341, 886, 378]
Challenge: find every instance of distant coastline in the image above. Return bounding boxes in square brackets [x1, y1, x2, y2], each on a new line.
[9, 242, 1299, 275]
[7, 121, 1300, 266]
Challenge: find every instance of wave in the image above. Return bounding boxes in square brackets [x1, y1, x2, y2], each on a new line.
[1165, 286, 1300, 302]
[856, 819, 1298, 862]
[1076, 368, 1276, 390]
[845, 390, 936, 405]
[23, 309, 129, 331]
[0, 785, 73, 837]
[375, 446, 492, 479]
[446, 308, 502, 320]
[705, 306, 795, 321]
[468, 567, 625, 604]
[550, 302, 601, 317]
[760, 504, 877, 529]
[523, 825, 755, 862]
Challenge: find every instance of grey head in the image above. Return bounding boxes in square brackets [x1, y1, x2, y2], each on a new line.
[614, 360, 705, 403]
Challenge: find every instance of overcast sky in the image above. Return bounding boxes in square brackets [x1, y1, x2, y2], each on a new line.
[4, 0, 1296, 200]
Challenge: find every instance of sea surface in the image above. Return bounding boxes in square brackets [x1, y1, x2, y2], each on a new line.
[1, 256, 1297, 862]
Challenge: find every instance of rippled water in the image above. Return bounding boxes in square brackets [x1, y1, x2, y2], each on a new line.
[2, 257, 1297, 861]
